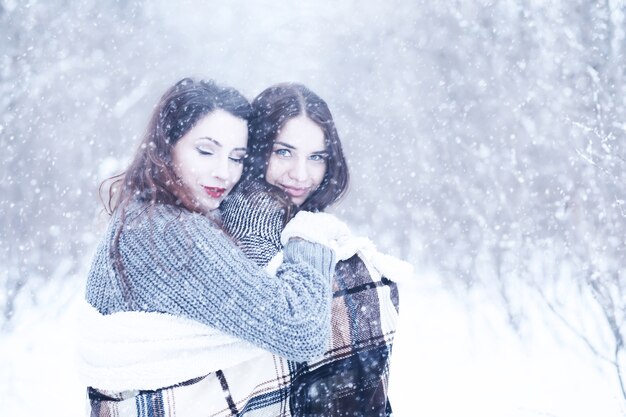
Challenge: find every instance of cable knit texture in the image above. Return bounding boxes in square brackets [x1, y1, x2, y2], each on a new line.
[85, 202, 335, 361]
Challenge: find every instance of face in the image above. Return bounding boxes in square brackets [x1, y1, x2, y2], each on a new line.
[171, 109, 248, 213]
[266, 115, 327, 206]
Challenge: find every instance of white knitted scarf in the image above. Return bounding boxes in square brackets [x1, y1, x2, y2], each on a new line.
[76, 301, 267, 392]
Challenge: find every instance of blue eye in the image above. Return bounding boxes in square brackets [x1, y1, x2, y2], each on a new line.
[274, 148, 291, 157]
[310, 154, 327, 162]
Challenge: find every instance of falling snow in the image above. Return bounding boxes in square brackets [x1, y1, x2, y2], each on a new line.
[1, 1, 626, 416]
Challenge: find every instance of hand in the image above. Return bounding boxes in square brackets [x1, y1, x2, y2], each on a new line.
[280, 211, 351, 250]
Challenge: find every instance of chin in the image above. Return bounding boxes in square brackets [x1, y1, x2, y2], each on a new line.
[206, 202, 221, 211]
[197, 199, 220, 213]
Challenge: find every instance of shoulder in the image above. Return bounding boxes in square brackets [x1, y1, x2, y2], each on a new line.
[110, 203, 240, 272]
[115, 202, 220, 239]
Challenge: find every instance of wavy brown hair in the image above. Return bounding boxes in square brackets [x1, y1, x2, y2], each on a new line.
[243, 83, 349, 213]
[102, 78, 251, 215]
[100, 78, 251, 306]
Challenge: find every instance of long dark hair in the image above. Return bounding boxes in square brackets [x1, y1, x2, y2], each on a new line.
[102, 78, 252, 215]
[244, 83, 349, 212]
[100, 78, 251, 306]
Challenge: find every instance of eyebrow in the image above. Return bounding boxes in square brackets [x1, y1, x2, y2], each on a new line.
[199, 137, 246, 152]
[198, 137, 222, 147]
[273, 141, 296, 150]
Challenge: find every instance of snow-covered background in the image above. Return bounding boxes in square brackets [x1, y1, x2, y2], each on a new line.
[2, 0, 626, 415]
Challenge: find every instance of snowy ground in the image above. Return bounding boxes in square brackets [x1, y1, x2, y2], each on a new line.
[1, 270, 624, 417]
[390, 273, 626, 417]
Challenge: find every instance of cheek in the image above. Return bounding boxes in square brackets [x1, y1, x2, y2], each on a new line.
[181, 158, 202, 180]
[312, 165, 327, 185]
[265, 159, 282, 184]
[177, 166, 196, 186]
[229, 164, 244, 183]
[172, 149, 197, 179]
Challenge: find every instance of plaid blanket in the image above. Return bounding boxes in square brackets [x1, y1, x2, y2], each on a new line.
[89, 353, 295, 417]
[288, 252, 400, 416]
[87, 247, 401, 417]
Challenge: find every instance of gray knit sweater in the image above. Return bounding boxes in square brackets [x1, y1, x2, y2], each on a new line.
[85, 202, 335, 361]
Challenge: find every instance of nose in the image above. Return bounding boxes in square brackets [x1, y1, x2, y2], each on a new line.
[288, 158, 309, 182]
[211, 156, 230, 182]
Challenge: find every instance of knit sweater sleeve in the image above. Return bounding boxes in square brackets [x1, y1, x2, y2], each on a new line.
[86, 204, 334, 361]
[220, 185, 286, 267]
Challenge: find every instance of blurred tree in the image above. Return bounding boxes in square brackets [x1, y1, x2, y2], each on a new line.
[0, 0, 163, 326]
[1, 1, 625, 401]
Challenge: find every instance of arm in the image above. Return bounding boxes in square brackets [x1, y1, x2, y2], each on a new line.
[96, 205, 334, 361]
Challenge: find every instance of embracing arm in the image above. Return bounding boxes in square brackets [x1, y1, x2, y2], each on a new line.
[89, 205, 334, 361]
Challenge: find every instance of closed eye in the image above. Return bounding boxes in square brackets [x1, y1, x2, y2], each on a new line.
[196, 147, 214, 156]
[229, 155, 246, 164]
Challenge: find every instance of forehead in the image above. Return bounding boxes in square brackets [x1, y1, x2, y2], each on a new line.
[276, 116, 325, 150]
[184, 109, 248, 148]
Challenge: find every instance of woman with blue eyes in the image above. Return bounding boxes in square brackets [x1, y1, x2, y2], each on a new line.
[82, 78, 347, 416]
[263, 114, 329, 206]
[244, 83, 349, 212]
[221, 83, 403, 416]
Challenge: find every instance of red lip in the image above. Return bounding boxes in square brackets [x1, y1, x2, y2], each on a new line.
[203, 186, 226, 199]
